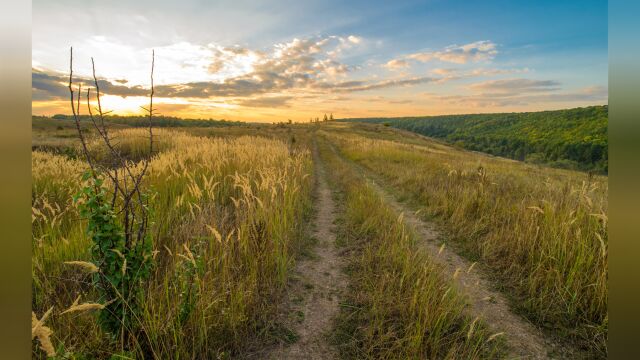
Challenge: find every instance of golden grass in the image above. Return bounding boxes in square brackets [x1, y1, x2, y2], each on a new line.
[318, 137, 503, 359]
[32, 308, 55, 357]
[32, 122, 607, 357]
[323, 125, 608, 356]
[32, 128, 313, 358]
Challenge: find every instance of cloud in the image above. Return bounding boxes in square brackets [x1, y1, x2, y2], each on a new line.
[384, 59, 410, 70]
[429, 67, 529, 78]
[207, 59, 226, 74]
[32, 68, 151, 101]
[337, 76, 435, 92]
[430, 85, 607, 107]
[468, 67, 530, 77]
[32, 70, 70, 100]
[468, 78, 560, 93]
[431, 68, 455, 76]
[32, 35, 363, 101]
[312, 76, 436, 93]
[407, 40, 497, 64]
[581, 85, 608, 95]
[347, 35, 362, 44]
[385, 40, 498, 69]
[388, 99, 413, 104]
[33, 34, 447, 103]
[234, 95, 293, 108]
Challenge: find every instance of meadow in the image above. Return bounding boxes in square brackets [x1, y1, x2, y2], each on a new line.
[32, 125, 313, 358]
[322, 122, 608, 356]
[317, 137, 503, 359]
[345, 106, 608, 173]
[32, 117, 607, 359]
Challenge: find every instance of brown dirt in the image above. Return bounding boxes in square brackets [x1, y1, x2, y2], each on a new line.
[326, 141, 569, 359]
[266, 143, 346, 360]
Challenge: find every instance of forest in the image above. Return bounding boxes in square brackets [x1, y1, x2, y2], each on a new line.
[343, 106, 608, 173]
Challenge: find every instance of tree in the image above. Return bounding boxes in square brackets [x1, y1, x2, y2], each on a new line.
[68, 47, 155, 342]
[323, 114, 328, 121]
[329, 113, 334, 121]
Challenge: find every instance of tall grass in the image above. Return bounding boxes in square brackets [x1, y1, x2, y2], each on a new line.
[324, 128, 608, 356]
[317, 138, 503, 359]
[32, 129, 312, 358]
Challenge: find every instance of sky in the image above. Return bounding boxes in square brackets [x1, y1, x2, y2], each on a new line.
[32, 0, 608, 122]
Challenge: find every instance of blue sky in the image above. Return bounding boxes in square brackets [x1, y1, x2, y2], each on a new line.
[32, 0, 608, 121]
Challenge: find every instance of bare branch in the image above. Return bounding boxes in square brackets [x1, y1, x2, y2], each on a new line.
[68, 46, 97, 176]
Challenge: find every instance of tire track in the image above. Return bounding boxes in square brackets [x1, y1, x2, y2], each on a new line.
[326, 139, 565, 360]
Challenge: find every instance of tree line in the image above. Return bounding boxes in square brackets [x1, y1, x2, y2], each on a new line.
[47, 114, 243, 128]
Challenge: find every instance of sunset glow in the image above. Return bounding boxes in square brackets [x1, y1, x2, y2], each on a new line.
[32, 0, 607, 122]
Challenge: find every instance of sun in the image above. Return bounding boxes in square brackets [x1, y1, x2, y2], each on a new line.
[97, 95, 151, 115]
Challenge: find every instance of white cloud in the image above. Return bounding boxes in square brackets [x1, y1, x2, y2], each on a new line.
[384, 59, 410, 70]
[35, 34, 446, 100]
[381, 40, 498, 67]
[347, 35, 362, 44]
[408, 40, 497, 64]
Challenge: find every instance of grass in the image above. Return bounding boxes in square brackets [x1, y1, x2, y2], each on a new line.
[317, 136, 504, 359]
[322, 123, 608, 357]
[32, 120, 607, 358]
[32, 127, 313, 358]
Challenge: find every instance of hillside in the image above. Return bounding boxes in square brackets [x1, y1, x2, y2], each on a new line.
[341, 106, 608, 173]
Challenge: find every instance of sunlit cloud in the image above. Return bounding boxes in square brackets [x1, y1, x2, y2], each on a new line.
[31, 0, 607, 121]
[234, 95, 294, 108]
[430, 67, 529, 77]
[322, 76, 437, 92]
[407, 40, 498, 64]
[467, 78, 561, 93]
[380, 40, 498, 69]
[431, 68, 455, 75]
[384, 59, 410, 70]
[32, 34, 450, 105]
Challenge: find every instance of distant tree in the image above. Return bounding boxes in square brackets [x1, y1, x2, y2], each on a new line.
[329, 113, 334, 121]
[315, 117, 319, 122]
[323, 114, 328, 121]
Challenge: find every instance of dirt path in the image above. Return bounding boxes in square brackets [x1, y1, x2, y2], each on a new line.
[327, 143, 564, 360]
[267, 142, 346, 360]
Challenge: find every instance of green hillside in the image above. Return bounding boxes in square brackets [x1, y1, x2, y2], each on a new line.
[342, 105, 608, 173]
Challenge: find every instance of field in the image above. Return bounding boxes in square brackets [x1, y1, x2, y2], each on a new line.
[32, 118, 607, 359]
[343, 106, 608, 173]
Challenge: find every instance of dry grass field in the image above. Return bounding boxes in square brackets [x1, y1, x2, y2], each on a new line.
[32, 120, 606, 359]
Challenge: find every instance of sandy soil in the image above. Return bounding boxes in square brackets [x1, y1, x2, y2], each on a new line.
[267, 143, 346, 360]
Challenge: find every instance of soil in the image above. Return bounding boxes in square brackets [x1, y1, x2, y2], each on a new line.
[339, 152, 568, 360]
[266, 142, 346, 360]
